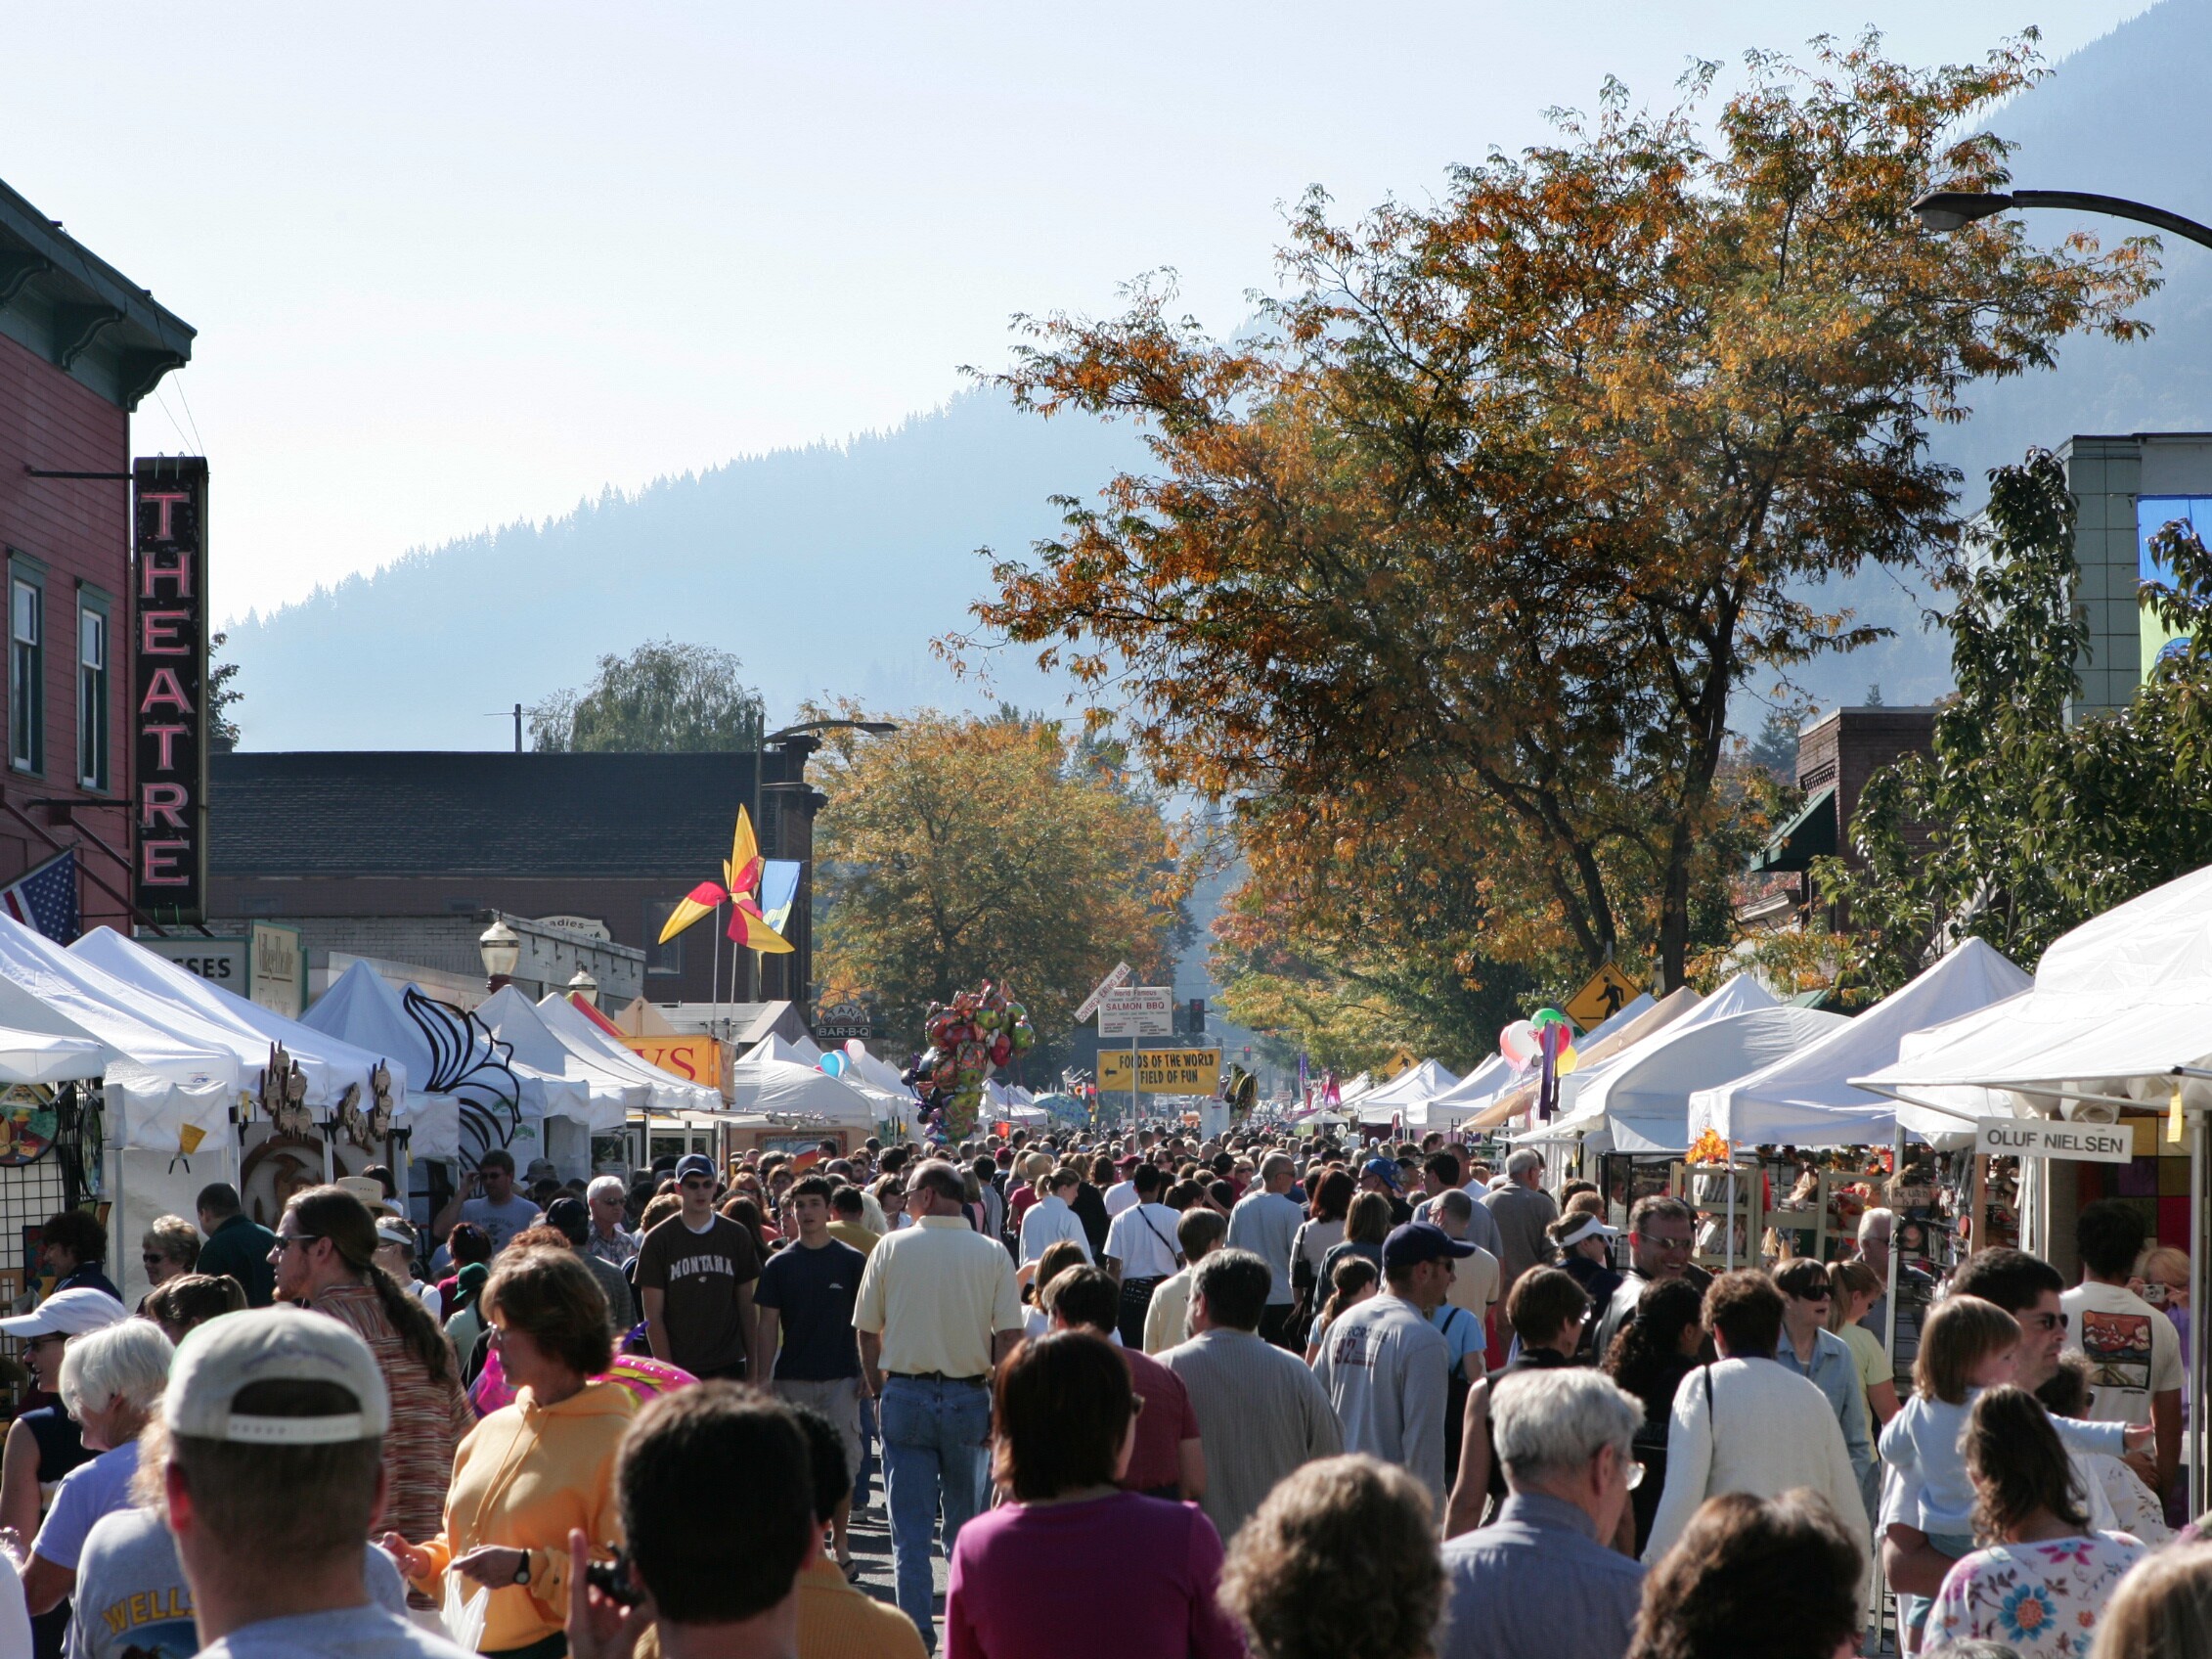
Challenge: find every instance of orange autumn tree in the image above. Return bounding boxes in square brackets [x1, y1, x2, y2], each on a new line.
[956, 34, 2155, 993]
[811, 708, 1191, 1061]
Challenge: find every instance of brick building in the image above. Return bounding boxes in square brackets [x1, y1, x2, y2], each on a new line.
[0, 178, 195, 929]
[1745, 705, 1937, 927]
[206, 745, 824, 1007]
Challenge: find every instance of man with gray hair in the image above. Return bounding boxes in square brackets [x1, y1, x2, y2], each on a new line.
[1481, 1149, 1559, 1299]
[1225, 1151, 1305, 1347]
[1855, 1206, 1934, 1390]
[582, 1175, 640, 1268]
[1438, 1368, 1646, 1659]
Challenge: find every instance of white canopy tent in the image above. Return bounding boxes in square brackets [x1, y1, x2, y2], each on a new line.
[1858, 864, 2212, 1133]
[535, 993, 721, 1115]
[477, 988, 639, 1132]
[839, 1043, 918, 1102]
[0, 916, 239, 1150]
[1352, 1059, 1459, 1126]
[72, 927, 409, 1125]
[747, 1032, 825, 1068]
[0, 1028, 106, 1085]
[1687, 939, 2032, 1148]
[727, 1055, 880, 1131]
[303, 962, 563, 1164]
[1420, 995, 1662, 1131]
[1851, 863, 2212, 1516]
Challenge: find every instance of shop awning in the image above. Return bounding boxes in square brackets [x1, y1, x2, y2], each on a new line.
[1747, 785, 1836, 874]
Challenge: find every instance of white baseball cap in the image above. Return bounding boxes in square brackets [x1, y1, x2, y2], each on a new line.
[166, 1307, 390, 1445]
[0, 1287, 128, 1339]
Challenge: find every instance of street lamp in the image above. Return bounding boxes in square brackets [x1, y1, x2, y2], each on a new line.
[478, 918, 520, 988]
[1912, 189, 2212, 252]
[565, 964, 599, 1009]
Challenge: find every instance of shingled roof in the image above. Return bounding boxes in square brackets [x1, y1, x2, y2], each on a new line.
[210, 750, 803, 879]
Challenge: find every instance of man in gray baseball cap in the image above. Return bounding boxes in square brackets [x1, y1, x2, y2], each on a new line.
[160, 1308, 469, 1658]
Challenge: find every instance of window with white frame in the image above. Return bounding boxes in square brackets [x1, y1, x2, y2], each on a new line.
[10, 578, 41, 774]
[77, 602, 108, 791]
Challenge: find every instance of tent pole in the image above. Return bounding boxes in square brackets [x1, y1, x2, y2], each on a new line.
[1883, 1128, 1902, 1371]
[2192, 1108, 2206, 1518]
[1724, 1140, 1736, 1272]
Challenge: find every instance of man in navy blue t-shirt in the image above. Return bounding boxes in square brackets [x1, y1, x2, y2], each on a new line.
[754, 1172, 868, 1570]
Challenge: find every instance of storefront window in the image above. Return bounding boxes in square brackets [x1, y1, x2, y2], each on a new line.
[77, 601, 108, 791]
[11, 577, 41, 774]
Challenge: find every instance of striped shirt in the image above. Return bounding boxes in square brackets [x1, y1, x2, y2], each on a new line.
[307, 1282, 474, 1542]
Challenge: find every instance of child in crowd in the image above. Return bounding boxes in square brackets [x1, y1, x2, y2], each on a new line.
[1303, 1256, 1380, 1365]
[1881, 1296, 2150, 1635]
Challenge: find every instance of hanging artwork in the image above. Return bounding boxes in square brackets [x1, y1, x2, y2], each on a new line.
[0, 1086, 57, 1166]
[405, 988, 520, 1171]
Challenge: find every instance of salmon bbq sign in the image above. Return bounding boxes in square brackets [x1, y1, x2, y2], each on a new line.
[132, 457, 209, 924]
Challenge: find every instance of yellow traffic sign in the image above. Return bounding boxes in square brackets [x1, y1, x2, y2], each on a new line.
[1378, 1048, 1420, 1082]
[1098, 1049, 1223, 1095]
[1565, 962, 1640, 1030]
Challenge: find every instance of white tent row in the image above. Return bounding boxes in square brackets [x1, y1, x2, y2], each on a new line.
[727, 1054, 879, 1131]
[534, 992, 721, 1115]
[1353, 1059, 1460, 1125]
[477, 987, 639, 1132]
[1415, 994, 1661, 1130]
[1688, 939, 2032, 1148]
[1849, 863, 2212, 1516]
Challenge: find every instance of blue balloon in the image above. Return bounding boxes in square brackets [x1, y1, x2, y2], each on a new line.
[819, 1052, 847, 1076]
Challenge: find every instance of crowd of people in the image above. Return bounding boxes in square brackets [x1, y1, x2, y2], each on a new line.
[0, 1121, 2204, 1659]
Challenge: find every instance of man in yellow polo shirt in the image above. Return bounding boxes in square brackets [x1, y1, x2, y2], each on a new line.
[852, 1159, 1023, 1645]
[788, 1400, 927, 1656]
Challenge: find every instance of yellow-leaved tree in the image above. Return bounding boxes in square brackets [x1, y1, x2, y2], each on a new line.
[812, 709, 1193, 1067]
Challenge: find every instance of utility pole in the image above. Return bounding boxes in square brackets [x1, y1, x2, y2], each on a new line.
[512, 703, 523, 753]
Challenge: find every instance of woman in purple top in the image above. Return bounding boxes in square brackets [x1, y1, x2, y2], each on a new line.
[946, 1331, 1243, 1659]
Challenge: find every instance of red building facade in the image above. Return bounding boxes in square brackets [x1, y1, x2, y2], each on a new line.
[0, 179, 196, 931]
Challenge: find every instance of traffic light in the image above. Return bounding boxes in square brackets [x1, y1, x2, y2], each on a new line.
[1188, 998, 1207, 1036]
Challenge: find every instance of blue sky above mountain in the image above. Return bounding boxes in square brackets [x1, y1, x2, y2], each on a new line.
[216, 0, 2208, 747]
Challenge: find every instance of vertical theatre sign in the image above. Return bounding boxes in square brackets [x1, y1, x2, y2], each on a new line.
[132, 458, 208, 924]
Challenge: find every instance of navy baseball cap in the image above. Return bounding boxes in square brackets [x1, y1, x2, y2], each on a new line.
[674, 1153, 717, 1182]
[1383, 1221, 1478, 1273]
[1360, 1156, 1402, 1191]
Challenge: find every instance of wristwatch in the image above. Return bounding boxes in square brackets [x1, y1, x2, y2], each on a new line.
[512, 1554, 532, 1587]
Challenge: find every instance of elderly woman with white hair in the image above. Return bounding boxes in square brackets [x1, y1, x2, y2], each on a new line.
[17, 1320, 173, 1616]
[1438, 1367, 1649, 1659]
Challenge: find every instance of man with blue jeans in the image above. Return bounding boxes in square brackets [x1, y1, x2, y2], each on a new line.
[853, 1159, 1023, 1649]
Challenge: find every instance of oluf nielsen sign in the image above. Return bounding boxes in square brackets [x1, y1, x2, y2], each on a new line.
[1974, 1116, 2134, 1164]
[132, 459, 209, 924]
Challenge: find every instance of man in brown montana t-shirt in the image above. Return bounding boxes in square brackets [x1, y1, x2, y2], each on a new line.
[636, 1153, 762, 1379]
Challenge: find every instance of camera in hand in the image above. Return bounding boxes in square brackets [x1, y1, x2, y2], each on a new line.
[586, 1552, 642, 1606]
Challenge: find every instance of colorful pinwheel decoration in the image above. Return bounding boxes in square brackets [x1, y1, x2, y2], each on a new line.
[656, 806, 794, 954]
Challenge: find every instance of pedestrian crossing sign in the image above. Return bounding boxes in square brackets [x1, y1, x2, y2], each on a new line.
[1565, 962, 1640, 1030]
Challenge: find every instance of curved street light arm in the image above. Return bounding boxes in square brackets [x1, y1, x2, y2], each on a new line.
[2008, 191, 2212, 253]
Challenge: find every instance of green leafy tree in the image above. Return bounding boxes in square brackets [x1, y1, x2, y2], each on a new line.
[529, 641, 765, 753]
[957, 34, 2154, 991]
[208, 631, 243, 752]
[1821, 449, 2212, 991]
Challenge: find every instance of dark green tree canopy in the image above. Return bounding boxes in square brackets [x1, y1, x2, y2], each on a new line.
[530, 640, 765, 753]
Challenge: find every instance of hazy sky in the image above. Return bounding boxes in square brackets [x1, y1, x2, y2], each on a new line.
[0, 2, 2153, 619]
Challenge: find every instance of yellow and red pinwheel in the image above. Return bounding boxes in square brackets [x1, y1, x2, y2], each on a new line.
[655, 806, 793, 954]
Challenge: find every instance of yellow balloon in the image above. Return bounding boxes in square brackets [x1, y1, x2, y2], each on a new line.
[1556, 1049, 1580, 1077]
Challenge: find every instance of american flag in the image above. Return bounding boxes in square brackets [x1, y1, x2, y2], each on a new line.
[2, 849, 78, 943]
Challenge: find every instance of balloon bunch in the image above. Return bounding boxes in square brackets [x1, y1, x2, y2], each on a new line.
[1498, 1007, 1579, 1079]
[910, 981, 1037, 1136]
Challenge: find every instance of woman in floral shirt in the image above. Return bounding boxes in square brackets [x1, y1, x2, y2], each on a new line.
[1932, 1386, 2146, 1659]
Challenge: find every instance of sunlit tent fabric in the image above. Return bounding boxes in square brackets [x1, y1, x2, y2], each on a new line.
[1687, 939, 2032, 1147]
[0, 1027, 106, 1085]
[1469, 983, 1730, 1133]
[747, 1032, 825, 1068]
[728, 1055, 878, 1130]
[1507, 976, 1779, 1142]
[0, 915, 240, 1149]
[302, 960, 561, 1162]
[1353, 1060, 1460, 1125]
[72, 926, 408, 1122]
[1557, 1005, 1848, 1153]
[477, 987, 638, 1131]
[1856, 862, 2212, 1138]
[840, 1043, 918, 1102]
[535, 992, 721, 1114]
[1423, 995, 1658, 1130]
